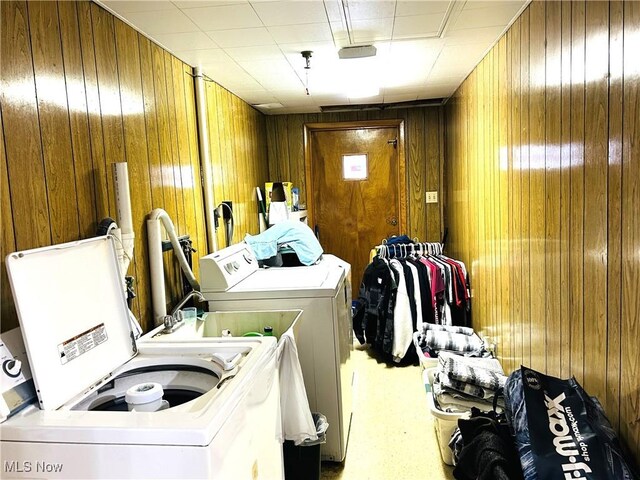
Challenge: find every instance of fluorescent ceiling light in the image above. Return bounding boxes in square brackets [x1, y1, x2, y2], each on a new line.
[338, 45, 377, 59]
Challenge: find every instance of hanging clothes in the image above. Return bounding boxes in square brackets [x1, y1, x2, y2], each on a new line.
[353, 240, 472, 363]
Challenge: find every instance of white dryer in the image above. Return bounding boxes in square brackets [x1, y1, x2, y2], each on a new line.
[0, 237, 282, 479]
[200, 243, 354, 462]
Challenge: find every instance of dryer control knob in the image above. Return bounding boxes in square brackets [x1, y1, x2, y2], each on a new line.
[3, 358, 21, 378]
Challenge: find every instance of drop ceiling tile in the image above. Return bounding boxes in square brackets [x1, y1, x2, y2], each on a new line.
[437, 43, 488, 66]
[396, 1, 450, 17]
[225, 44, 284, 61]
[268, 23, 333, 44]
[237, 58, 295, 77]
[251, 1, 328, 26]
[182, 4, 262, 31]
[102, 1, 176, 14]
[383, 84, 427, 96]
[427, 61, 473, 81]
[383, 93, 419, 103]
[206, 27, 275, 48]
[203, 62, 264, 89]
[346, 1, 396, 20]
[451, 4, 522, 31]
[382, 67, 431, 89]
[351, 18, 394, 43]
[276, 95, 317, 108]
[392, 13, 444, 39]
[419, 85, 455, 98]
[123, 9, 200, 34]
[173, 0, 246, 8]
[312, 93, 346, 105]
[389, 38, 444, 57]
[232, 89, 278, 104]
[444, 25, 505, 45]
[330, 21, 350, 44]
[240, 62, 305, 89]
[324, 0, 343, 22]
[425, 73, 465, 86]
[153, 31, 218, 51]
[258, 72, 306, 90]
[462, 0, 526, 10]
[174, 48, 232, 66]
[349, 94, 384, 104]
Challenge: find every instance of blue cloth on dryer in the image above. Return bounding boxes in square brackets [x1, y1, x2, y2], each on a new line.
[244, 220, 323, 266]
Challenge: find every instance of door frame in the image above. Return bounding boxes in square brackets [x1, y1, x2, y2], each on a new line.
[303, 119, 408, 241]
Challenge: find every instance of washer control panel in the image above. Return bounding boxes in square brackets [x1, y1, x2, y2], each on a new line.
[199, 243, 259, 293]
[1, 327, 36, 423]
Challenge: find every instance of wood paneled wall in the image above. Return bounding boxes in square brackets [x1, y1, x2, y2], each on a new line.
[0, 1, 268, 333]
[204, 80, 269, 248]
[266, 108, 444, 244]
[445, 0, 640, 458]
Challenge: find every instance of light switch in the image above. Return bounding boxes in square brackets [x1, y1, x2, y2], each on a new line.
[426, 191, 438, 204]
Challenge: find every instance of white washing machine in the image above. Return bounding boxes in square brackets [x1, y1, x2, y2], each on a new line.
[200, 243, 354, 462]
[0, 237, 282, 479]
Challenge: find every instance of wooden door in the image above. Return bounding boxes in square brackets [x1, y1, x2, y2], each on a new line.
[306, 123, 406, 295]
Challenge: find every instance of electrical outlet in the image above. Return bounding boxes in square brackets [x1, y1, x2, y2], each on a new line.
[426, 191, 438, 204]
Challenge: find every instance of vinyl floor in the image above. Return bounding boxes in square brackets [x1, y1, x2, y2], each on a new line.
[320, 344, 455, 480]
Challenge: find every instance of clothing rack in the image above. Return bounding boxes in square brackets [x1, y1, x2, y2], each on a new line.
[355, 239, 471, 364]
[374, 241, 444, 259]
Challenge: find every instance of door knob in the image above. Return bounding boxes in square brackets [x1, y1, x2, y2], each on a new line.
[387, 217, 398, 226]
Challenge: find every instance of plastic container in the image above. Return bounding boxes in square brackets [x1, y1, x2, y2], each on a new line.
[413, 331, 439, 371]
[424, 368, 469, 466]
[283, 413, 328, 480]
[200, 310, 302, 341]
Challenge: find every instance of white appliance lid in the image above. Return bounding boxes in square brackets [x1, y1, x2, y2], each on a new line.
[5, 236, 137, 410]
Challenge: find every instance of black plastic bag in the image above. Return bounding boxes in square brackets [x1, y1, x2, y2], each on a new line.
[504, 366, 637, 480]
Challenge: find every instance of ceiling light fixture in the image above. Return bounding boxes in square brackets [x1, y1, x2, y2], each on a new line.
[301, 50, 313, 96]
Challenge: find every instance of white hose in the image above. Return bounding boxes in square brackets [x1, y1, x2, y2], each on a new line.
[147, 208, 200, 323]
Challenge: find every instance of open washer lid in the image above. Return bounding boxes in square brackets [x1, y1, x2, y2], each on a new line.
[5, 236, 137, 411]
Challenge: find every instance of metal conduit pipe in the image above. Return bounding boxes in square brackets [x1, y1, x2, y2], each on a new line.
[147, 208, 200, 324]
[193, 66, 218, 254]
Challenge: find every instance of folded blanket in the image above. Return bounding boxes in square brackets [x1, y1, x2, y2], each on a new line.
[425, 330, 484, 354]
[438, 351, 503, 373]
[436, 371, 496, 400]
[423, 322, 475, 336]
[434, 380, 504, 407]
[434, 391, 501, 414]
[442, 356, 507, 391]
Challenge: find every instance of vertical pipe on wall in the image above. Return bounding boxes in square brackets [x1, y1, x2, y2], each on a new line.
[113, 162, 134, 277]
[193, 66, 217, 253]
[147, 216, 165, 323]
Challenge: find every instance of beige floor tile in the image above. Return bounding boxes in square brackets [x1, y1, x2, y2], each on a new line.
[320, 345, 455, 480]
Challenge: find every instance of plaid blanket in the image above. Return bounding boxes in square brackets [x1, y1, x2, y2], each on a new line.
[438, 351, 504, 374]
[433, 381, 501, 413]
[436, 370, 496, 400]
[441, 356, 507, 391]
[424, 330, 484, 353]
[423, 322, 474, 336]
